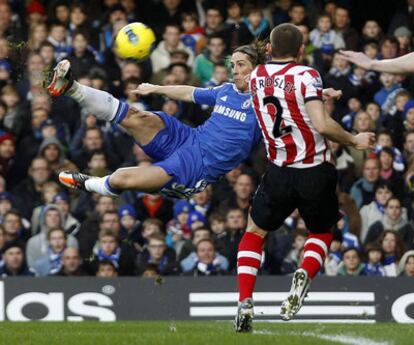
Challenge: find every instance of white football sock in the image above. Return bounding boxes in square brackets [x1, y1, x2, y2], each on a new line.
[85, 176, 120, 197]
[66, 81, 120, 122]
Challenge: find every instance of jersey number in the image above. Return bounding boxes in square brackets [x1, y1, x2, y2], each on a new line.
[263, 96, 292, 138]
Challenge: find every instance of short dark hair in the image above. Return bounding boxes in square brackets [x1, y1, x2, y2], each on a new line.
[72, 29, 90, 42]
[385, 196, 401, 208]
[47, 228, 67, 241]
[380, 36, 399, 48]
[270, 23, 303, 58]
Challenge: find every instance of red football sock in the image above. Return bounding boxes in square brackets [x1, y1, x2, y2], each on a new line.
[237, 232, 264, 302]
[300, 232, 333, 279]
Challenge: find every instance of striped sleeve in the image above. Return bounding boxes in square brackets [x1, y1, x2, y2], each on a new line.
[301, 69, 323, 103]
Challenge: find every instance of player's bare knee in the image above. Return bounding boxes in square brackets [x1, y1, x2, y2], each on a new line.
[109, 172, 128, 189]
[122, 107, 147, 128]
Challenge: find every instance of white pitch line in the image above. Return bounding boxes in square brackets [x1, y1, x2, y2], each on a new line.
[253, 330, 393, 345]
[303, 332, 393, 345]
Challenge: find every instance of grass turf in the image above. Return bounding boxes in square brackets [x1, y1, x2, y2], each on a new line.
[0, 321, 411, 345]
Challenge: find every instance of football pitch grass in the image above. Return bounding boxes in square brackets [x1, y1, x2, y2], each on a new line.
[0, 321, 412, 345]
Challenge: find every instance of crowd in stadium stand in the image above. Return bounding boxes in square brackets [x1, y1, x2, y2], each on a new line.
[1, 0, 414, 278]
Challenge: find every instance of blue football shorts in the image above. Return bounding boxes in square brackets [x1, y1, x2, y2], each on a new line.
[140, 112, 209, 198]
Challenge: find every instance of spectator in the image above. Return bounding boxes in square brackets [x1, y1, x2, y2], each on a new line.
[310, 14, 345, 56]
[204, 63, 229, 88]
[38, 136, 79, 175]
[32, 228, 67, 276]
[360, 181, 394, 242]
[3, 210, 30, 244]
[26, 204, 78, 268]
[12, 157, 52, 219]
[47, 22, 71, 62]
[394, 27, 412, 56]
[180, 12, 206, 55]
[219, 174, 255, 216]
[53, 248, 87, 276]
[67, 30, 100, 79]
[366, 197, 412, 247]
[281, 228, 307, 275]
[53, 192, 80, 236]
[378, 230, 405, 276]
[166, 200, 193, 254]
[377, 147, 405, 197]
[136, 233, 178, 276]
[337, 248, 365, 276]
[0, 131, 15, 180]
[350, 157, 381, 209]
[374, 72, 403, 114]
[348, 111, 375, 176]
[363, 243, 385, 276]
[214, 208, 246, 271]
[96, 260, 118, 277]
[184, 238, 228, 276]
[27, 22, 48, 50]
[333, 6, 359, 50]
[0, 241, 35, 277]
[288, 2, 307, 26]
[53, 1, 70, 26]
[71, 126, 119, 171]
[179, 227, 212, 264]
[403, 100, 414, 132]
[135, 194, 173, 228]
[89, 229, 136, 276]
[398, 250, 414, 277]
[30, 180, 61, 235]
[0, 192, 14, 224]
[151, 24, 194, 74]
[193, 34, 227, 85]
[404, 121, 414, 152]
[118, 204, 141, 249]
[224, 1, 253, 48]
[242, 4, 270, 41]
[186, 210, 207, 232]
[360, 20, 382, 46]
[99, 4, 128, 51]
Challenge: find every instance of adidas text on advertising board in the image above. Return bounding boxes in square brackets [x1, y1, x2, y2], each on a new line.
[0, 281, 116, 321]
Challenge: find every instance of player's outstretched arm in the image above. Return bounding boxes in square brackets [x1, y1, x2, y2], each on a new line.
[322, 88, 342, 101]
[306, 100, 376, 150]
[339, 50, 414, 74]
[132, 83, 196, 103]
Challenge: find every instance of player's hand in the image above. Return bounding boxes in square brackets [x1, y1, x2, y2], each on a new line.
[132, 83, 159, 95]
[322, 88, 342, 101]
[339, 50, 374, 70]
[352, 132, 376, 150]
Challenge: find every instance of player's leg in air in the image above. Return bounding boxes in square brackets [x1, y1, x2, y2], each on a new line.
[47, 60, 175, 196]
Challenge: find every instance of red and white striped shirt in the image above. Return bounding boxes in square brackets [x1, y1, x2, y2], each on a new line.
[250, 62, 332, 168]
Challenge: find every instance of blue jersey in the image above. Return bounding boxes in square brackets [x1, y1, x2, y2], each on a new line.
[193, 83, 262, 181]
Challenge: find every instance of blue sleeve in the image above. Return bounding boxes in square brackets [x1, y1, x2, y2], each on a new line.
[193, 85, 224, 106]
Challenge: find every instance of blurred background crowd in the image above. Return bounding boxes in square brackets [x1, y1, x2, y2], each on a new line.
[0, 0, 414, 279]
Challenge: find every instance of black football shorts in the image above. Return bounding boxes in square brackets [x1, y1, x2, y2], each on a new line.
[250, 162, 340, 233]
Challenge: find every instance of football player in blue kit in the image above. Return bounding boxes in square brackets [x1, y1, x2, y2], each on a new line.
[49, 43, 265, 198]
[49, 44, 339, 199]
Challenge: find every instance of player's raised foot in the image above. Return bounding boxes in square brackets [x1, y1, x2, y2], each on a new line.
[234, 298, 254, 333]
[280, 268, 311, 321]
[46, 59, 74, 97]
[59, 171, 92, 191]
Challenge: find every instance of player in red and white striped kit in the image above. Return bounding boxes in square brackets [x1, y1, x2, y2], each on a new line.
[234, 23, 376, 332]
